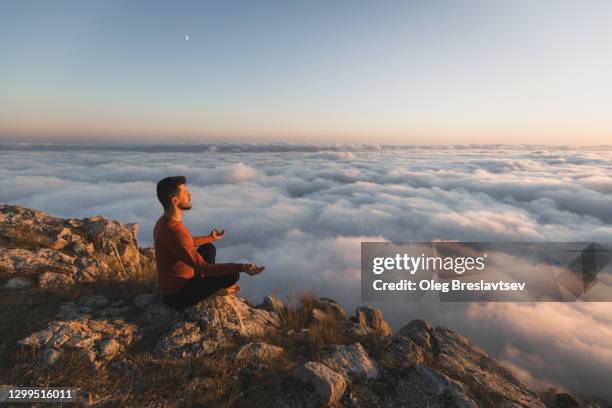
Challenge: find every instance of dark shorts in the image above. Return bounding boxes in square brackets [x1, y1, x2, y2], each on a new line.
[162, 243, 240, 310]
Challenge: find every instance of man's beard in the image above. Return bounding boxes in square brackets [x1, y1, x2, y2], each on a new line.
[179, 202, 192, 210]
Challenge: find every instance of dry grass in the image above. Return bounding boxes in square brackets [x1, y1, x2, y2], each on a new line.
[281, 289, 318, 330]
[6, 346, 245, 407]
[0, 262, 242, 407]
[1, 275, 362, 406]
[256, 289, 354, 364]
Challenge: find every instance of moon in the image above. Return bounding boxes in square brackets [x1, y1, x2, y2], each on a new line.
[185, 35, 189, 41]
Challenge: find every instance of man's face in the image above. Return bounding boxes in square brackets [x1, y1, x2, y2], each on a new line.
[173, 184, 192, 210]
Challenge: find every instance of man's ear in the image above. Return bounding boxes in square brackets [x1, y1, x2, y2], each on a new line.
[170, 195, 179, 207]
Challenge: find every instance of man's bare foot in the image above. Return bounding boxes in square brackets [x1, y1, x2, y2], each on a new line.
[214, 284, 241, 297]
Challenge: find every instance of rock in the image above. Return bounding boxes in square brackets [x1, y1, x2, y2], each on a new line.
[156, 295, 279, 358]
[80, 215, 141, 276]
[98, 338, 123, 359]
[286, 328, 311, 341]
[380, 364, 478, 408]
[354, 306, 391, 336]
[236, 341, 284, 366]
[18, 318, 137, 368]
[134, 292, 158, 309]
[185, 295, 280, 339]
[141, 302, 179, 323]
[0, 247, 79, 275]
[81, 295, 110, 308]
[38, 271, 75, 289]
[346, 321, 371, 337]
[155, 321, 206, 357]
[139, 246, 155, 259]
[314, 297, 348, 320]
[431, 326, 546, 407]
[413, 365, 477, 408]
[258, 295, 286, 315]
[56, 302, 93, 320]
[138, 247, 156, 272]
[186, 377, 216, 392]
[292, 361, 347, 406]
[0, 204, 143, 281]
[54, 294, 133, 322]
[0, 205, 65, 248]
[386, 333, 431, 367]
[545, 393, 581, 408]
[1, 277, 31, 290]
[397, 319, 434, 349]
[134, 292, 179, 323]
[0, 246, 106, 286]
[320, 342, 379, 380]
[99, 306, 131, 318]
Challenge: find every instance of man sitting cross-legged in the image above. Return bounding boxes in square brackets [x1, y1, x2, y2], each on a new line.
[153, 176, 264, 310]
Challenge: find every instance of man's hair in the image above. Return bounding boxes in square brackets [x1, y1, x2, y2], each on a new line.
[156, 176, 186, 209]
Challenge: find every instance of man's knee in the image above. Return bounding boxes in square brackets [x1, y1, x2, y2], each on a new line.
[197, 243, 216, 263]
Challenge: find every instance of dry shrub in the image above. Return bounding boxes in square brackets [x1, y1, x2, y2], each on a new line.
[280, 289, 317, 330]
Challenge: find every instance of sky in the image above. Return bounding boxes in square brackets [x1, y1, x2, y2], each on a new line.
[1, 0, 611, 145]
[1, 143, 612, 400]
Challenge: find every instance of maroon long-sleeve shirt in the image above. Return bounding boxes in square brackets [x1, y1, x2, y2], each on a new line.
[153, 215, 243, 294]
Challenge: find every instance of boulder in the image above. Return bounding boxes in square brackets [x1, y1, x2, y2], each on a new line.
[397, 319, 434, 349]
[185, 295, 280, 339]
[258, 294, 286, 315]
[320, 342, 379, 380]
[17, 317, 137, 368]
[38, 271, 75, 289]
[133, 292, 179, 323]
[0, 205, 65, 248]
[235, 341, 284, 366]
[385, 333, 431, 367]
[80, 215, 141, 275]
[56, 295, 133, 320]
[0, 205, 143, 282]
[314, 297, 348, 320]
[354, 306, 391, 336]
[155, 295, 280, 358]
[292, 361, 347, 406]
[1, 277, 31, 290]
[154, 321, 210, 358]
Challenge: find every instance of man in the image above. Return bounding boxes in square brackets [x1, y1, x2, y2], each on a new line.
[153, 176, 264, 309]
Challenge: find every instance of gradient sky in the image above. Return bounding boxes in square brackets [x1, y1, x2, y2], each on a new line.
[1, 0, 611, 144]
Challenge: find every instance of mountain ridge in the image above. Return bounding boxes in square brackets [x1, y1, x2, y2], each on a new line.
[0, 204, 606, 407]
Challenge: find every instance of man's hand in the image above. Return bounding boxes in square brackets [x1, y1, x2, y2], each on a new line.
[243, 263, 265, 276]
[209, 229, 225, 241]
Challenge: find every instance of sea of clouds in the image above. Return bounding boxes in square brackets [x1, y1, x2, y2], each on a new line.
[1, 142, 611, 401]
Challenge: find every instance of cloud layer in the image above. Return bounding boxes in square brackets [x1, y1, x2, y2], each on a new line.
[1, 143, 611, 401]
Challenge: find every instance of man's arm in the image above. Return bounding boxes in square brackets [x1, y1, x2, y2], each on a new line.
[193, 235, 215, 246]
[193, 229, 225, 246]
[162, 225, 208, 272]
[164, 226, 246, 277]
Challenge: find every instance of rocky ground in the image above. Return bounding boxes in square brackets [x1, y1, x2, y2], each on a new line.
[0, 204, 608, 407]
